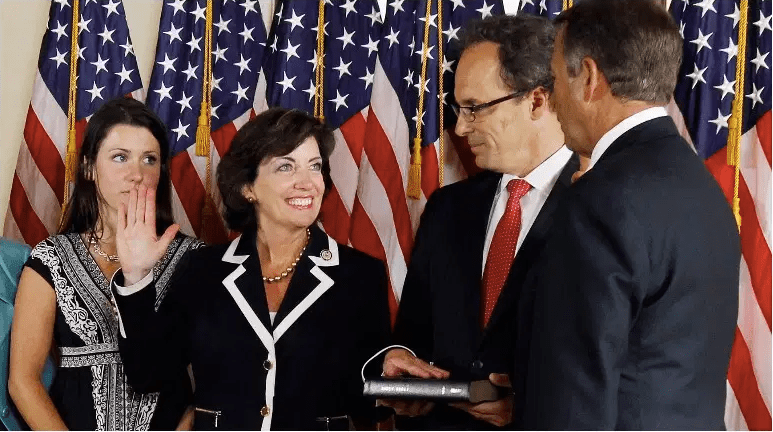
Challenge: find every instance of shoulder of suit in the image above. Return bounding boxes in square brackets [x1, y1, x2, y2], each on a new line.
[331, 241, 386, 272]
[427, 170, 498, 203]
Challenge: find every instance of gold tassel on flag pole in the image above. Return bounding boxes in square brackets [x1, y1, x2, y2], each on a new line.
[727, 0, 748, 230]
[437, 0, 445, 188]
[195, 0, 213, 158]
[314, 0, 326, 121]
[61, 0, 81, 225]
[196, 0, 215, 239]
[408, 0, 434, 200]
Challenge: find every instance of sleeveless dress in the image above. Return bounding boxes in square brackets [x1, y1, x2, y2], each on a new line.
[25, 233, 202, 430]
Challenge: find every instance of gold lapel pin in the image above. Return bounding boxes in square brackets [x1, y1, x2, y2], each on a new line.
[320, 249, 333, 261]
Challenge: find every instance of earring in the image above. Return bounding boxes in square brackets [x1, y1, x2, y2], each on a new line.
[247, 197, 255, 203]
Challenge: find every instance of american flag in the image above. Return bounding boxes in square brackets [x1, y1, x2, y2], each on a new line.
[146, 0, 274, 244]
[357, 0, 504, 320]
[3, 0, 144, 245]
[671, 0, 771, 429]
[519, 0, 566, 17]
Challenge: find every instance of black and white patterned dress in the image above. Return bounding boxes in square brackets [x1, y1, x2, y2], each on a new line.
[25, 233, 202, 430]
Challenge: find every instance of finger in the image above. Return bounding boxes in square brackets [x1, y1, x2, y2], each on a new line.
[395, 360, 447, 379]
[489, 373, 511, 388]
[127, 187, 138, 227]
[117, 202, 128, 234]
[145, 188, 157, 234]
[136, 184, 147, 225]
[156, 224, 180, 256]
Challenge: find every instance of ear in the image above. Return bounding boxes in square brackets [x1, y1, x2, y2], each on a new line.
[582, 57, 608, 102]
[241, 185, 255, 203]
[529, 87, 551, 120]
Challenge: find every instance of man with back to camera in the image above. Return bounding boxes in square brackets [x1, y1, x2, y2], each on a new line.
[378, 14, 583, 429]
[515, 0, 741, 429]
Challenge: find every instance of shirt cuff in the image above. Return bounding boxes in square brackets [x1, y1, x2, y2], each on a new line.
[114, 270, 154, 296]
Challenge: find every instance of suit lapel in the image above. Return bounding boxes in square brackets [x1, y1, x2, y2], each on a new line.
[457, 172, 502, 337]
[272, 226, 337, 341]
[485, 154, 579, 330]
[220, 232, 274, 350]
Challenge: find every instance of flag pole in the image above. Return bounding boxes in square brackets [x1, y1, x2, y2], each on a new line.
[727, 0, 748, 229]
[314, 0, 326, 121]
[60, 0, 82, 228]
[437, 0, 445, 188]
[195, 0, 216, 242]
[408, 0, 435, 199]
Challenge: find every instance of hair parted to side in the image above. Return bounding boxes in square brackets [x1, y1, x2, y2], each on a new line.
[59, 97, 174, 237]
[217, 107, 335, 232]
[555, 0, 682, 105]
[459, 14, 556, 96]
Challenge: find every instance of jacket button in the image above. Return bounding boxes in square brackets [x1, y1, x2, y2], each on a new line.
[260, 406, 270, 417]
[472, 360, 483, 369]
[263, 360, 273, 370]
[1, 407, 8, 417]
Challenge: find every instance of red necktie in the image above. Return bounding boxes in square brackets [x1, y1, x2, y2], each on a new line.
[481, 179, 532, 327]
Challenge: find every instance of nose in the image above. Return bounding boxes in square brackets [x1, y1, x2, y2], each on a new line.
[455, 114, 473, 136]
[127, 162, 144, 184]
[294, 168, 314, 190]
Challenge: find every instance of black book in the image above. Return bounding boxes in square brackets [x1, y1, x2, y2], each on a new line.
[362, 378, 500, 403]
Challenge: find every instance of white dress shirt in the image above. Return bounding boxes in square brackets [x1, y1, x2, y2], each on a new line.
[481, 146, 573, 274]
[587, 106, 668, 171]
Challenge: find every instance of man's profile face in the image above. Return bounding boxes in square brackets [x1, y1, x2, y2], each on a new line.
[550, 30, 587, 155]
[454, 42, 537, 175]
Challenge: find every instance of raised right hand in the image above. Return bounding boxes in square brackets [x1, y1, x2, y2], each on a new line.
[377, 348, 450, 417]
[116, 185, 179, 285]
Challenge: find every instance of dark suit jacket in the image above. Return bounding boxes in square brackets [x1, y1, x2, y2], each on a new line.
[113, 225, 391, 430]
[393, 155, 578, 430]
[518, 116, 740, 430]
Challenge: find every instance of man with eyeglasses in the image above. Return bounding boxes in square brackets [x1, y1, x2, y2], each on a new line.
[378, 14, 581, 430]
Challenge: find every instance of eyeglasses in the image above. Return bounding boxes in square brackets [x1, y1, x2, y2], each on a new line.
[451, 92, 522, 122]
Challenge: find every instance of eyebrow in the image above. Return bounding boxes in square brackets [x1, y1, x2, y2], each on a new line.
[275, 156, 322, 163]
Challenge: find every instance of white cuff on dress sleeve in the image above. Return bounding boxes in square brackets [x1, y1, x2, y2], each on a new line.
[114, 270, 154, 296]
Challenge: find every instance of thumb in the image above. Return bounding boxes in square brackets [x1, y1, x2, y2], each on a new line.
[489, 373, 511, 388]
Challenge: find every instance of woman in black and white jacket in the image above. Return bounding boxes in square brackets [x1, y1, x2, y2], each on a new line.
[112, 108, 391, 430]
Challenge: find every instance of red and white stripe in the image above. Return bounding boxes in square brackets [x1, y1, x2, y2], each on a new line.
[670, 108, 772, 431]
[4, 70, 143, 246]
[331, 57, 478, 322]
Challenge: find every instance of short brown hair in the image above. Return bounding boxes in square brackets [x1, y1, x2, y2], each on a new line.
[217, 108, 335, 232]
[460, 14, 556, 95]
[555, 0, 682, 105]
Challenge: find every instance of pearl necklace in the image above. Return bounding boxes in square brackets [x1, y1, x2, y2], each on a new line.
[88, 234, 119, 262]
[262, 229, 310, 283]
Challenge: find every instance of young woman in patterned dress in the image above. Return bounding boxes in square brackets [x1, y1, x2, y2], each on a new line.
[9, 98, 200, 430]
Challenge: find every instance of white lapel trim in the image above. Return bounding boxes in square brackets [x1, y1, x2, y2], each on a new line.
[222, 235, 249, 264]
[273, 235, 339, 339]
[220, 235, 275, 430]
[308, 236, 339, 267]
[220, 233, 340, 430]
